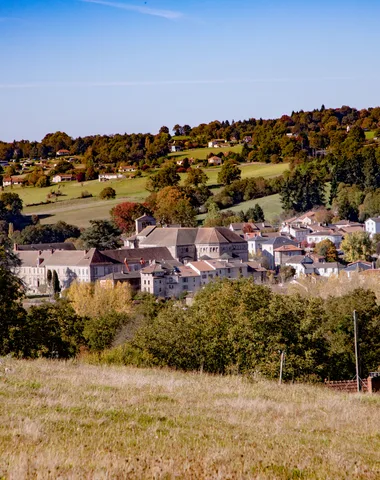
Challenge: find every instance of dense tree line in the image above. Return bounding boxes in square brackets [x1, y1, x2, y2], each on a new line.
[2, 105, 380, 169]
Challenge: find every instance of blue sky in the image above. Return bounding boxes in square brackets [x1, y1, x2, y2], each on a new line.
[1, 0, 380, 141]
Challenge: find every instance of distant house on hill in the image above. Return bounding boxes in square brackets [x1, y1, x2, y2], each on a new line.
[208, 139, 227, 148]
[208, 156, 222, 166]
[52, 174, 75, 183]
[99, 173, 125, 182]
[3, 176, 24, 187]
[365, 217, 380, 238]
[171, 145, 182, 152]
[118, 166, 137, 173]
[56, 149, 70, 157]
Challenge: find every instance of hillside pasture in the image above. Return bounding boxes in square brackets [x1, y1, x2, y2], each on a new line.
[197, 193, 283, 223]
[365, 131, 376, 140]
[0, 359, 379, 479]
[21, 163, 288, 227]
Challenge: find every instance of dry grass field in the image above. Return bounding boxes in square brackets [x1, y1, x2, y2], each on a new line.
[0, 359, 379, 479]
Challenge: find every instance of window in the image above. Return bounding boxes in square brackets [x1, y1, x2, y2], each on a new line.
[183, 277, 188, 283]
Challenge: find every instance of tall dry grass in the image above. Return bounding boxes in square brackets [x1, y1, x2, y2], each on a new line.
[0, 359, 379, 479]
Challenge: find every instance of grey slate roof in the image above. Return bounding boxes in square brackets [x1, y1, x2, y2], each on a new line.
[139, 227, 246, 247]
[263, 236, 298, 247]
[103, 247, 175, 264]
[15, 242, 76, 251]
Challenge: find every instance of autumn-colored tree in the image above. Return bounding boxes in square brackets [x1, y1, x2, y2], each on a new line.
[66, 281, 133, 319]
[110, 202, 152, 234]
[154, 187, 197, 226]
[341, 232, 374, 262]
[314, 239, 338, 262]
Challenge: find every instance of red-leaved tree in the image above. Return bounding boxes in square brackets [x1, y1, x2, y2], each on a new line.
[110, 202, 152, 234]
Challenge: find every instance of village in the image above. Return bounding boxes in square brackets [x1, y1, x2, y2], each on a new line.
[14, 210, 380, 300]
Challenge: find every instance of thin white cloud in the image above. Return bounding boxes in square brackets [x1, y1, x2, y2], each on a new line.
[81, 0, 183, 20]
[0, 77, 359, 89]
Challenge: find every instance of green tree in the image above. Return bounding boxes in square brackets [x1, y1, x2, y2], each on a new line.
[184, 168, 208, 187]
[217, 161, 241, 185]
[341, 232, 374, 262]
[324, 289, 380, 379]
[36, 175, 50, 188]
[19, 301, 85, 359]
[0, 192, 23, 217]
[52, 270, 61, 295]
[99, 187, 116, 200]
[280, 168, 325, 213]
[0, 242, 26, 355]
[146, 163, 180, 192]
[80, 220, 122, 250]
[83, 312, 127, 352]
[245, 204, 265, 222]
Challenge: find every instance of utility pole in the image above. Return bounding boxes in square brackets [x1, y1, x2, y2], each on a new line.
[279, 351, 285, 385]
[353, 310, 360, 393]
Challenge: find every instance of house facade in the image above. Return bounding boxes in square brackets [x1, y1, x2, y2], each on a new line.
[140, 258, 265, 298]
[261, 237, 298, 269]
[306, 231, 343, 247]
[365, 218, 380, 238]
[52, 174, 75, 183]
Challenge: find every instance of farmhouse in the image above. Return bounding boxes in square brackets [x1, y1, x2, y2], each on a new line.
[208, 139, 227, 148]
[118, 166, 137, 173]
[171, 145, 182, 153]
[365, 217, 380, 238]
[99, 173, 125, 182]
[208, 156, 222, 166]
[2, 176, 24, 186]
[52, 174, 75, 183]
[56, 149, 70, 157]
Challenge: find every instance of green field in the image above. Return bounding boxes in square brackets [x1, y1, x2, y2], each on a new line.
[169, 145, 243, 160]
[197, 193, 283, 223]
[365, 131, 378, 140]
[1, 359, 379, 479]
[202, 162, 288, 186]
[19, 163, 288, 227]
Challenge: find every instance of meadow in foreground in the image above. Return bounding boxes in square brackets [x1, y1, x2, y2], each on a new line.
[0, 359, 379, 479]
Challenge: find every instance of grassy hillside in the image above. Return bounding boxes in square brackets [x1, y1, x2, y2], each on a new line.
[0, 360, 379, 479]
[365, 131, 376, 140]
[21, 163, 288, 227]
[197, 193, 283, 223]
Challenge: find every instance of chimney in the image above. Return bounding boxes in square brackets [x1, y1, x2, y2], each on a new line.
[123, 258, 130, 272]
